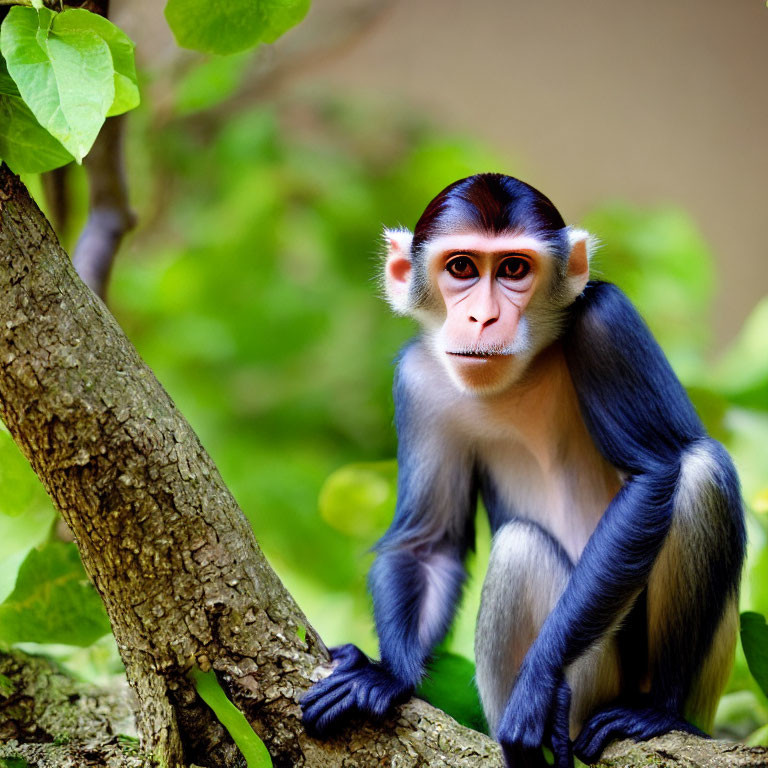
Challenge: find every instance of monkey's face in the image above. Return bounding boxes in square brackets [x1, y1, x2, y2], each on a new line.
[383, 227, 591, 396]
[424, 233, 553, 394]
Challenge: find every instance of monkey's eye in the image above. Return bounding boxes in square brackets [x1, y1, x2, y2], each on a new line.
[446, 256, 478, 279]
[497, 257, 531, 281]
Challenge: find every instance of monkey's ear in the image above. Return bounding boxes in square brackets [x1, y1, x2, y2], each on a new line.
[565, 228, 597, 299]
[383, 228, 414, 314]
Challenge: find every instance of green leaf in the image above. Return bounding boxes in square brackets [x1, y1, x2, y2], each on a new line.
[0, 422, 56, 520]
[747, 723, 768, 746]
[0, 540, 111, 646]
[741, 611, 768, 699]
[258, 0, 311, 44]
[318, 460, 397, 538]
[189, 668, 273, 767]
[1, 6, 114, 162]
[164, 0, 310, 55]
[712, 297, 768, 409]
[417, 650, 487, 732]
[52, 10, 139, 117]
[0, 48, 72, 172]
[0, 427, 57, 601]
[173, 53, 249, 116]
[0, 55, 20, 96]
[0, 92, 74, 173]
[0, 505, 55, 604]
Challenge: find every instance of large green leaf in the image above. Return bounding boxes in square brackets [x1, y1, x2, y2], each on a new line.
[0, 90, 73, 174]
[0, 425, 56, 601]
[318, 460, 397, 539]
[0, 509, 54, 604]
[52, 9, 139, 117]
[165, 0, 310, 55]
[0, 54, 19, 96]
[0, 540, 110, 646]
[0, 93, 72, 173]
[741, 611, 768, 699]
[258, 0, 311, 44]
[1, 6, 114, 162]
[173, 53, 249, 115]
[417, 650, 487, 732]
[1, 49, 72, 172]
[712, 297, 768, 410]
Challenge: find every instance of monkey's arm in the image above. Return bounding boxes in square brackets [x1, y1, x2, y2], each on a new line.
[497, 281, 739, 766]
[301, 347, 477, 736]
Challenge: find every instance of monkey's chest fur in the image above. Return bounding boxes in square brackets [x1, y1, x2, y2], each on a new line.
[409, 339, 622, 563]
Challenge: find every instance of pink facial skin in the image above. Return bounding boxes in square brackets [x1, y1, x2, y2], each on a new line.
[427, 233, 549, 392]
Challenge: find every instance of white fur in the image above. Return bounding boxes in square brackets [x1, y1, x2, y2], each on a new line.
[398, 342, 621, 562]
[566, 227, 599, 264]
[420, 233, 557, 269]
[476, 521, 620, 736]
[646, 440, 738, 729]
[418, 551, 465, 646]
[394, 347, 475, 545]
[564, 227, 598, 300]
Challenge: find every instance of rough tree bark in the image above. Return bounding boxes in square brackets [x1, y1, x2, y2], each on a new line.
[0, 164, 766, 768]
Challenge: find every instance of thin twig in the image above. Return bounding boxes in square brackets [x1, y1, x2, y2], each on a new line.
[72, 114, 136, 301]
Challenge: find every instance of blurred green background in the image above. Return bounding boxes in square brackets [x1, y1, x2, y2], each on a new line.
[2, 0, 768, 746]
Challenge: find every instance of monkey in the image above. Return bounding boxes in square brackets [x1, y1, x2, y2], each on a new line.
[300, 173, 745, 768]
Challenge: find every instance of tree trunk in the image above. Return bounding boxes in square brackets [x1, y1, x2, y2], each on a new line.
[0, 163, 765, 768]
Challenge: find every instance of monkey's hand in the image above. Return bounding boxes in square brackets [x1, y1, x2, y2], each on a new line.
[497, 662, 573, 768]
[300, 644, 413, 737]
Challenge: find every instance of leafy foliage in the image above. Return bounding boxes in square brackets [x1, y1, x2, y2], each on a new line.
[417, 650, 487, 732]
[0, 48, 74, 172]
[319, 460, 397, 539]
[0, 6, 136, 162]
[0, 0, 307, 173]
[741, 612, 768, 699]
[0, 539, 110, 646]
[0, 425, 55, 602]
[165, 0, 310, 55]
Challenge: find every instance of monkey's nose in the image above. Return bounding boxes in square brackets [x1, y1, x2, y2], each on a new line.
[469, 315, 498, 328]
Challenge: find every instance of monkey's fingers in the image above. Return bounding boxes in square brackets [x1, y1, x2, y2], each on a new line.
[329, 643, 369, 671]
[301, 682, 357, 737]
[549, 679, 574, 768]
[300, 668, 362, 709]
[574, 705, 704, 764]
[366, 679, 409, 717]
[573, 706, 636, 763]
[306, 691, 357, 737]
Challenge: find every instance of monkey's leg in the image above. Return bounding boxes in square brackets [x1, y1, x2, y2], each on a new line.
[476, 520, 620, 741]
[574, 439, 744, 762]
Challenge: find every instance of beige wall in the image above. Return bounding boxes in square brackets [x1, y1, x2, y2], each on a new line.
[116, 0, 768, 347]
[289, 0, 768, 347]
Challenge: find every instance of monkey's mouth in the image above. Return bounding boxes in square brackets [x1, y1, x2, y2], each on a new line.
[447, 351, 509, 359]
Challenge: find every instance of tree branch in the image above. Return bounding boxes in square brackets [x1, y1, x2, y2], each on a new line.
[71, 114, 136, 302]
[0, 648, 144, 768]
[0, 163, 502, 766]
[0, 163, 765, 768]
